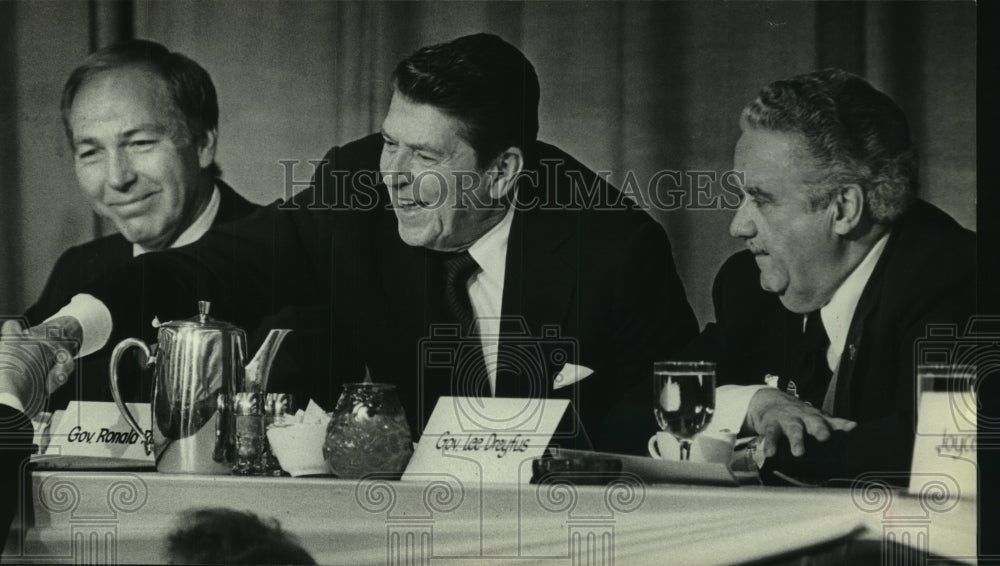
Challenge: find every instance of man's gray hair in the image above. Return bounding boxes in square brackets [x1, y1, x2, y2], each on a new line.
[741, 68, 916, 224]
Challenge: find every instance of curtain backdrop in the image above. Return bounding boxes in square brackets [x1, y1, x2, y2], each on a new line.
[0, 1, 977, 328]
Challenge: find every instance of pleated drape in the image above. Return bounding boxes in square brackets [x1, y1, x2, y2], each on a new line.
[1, 1, 976, 327]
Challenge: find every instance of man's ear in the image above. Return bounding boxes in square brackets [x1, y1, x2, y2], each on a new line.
[831, 184, 864, 236]
[489, 146, 524, 200]
[197, 129, 218, 170]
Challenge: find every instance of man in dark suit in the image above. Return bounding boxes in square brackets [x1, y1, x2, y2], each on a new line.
[700, 69, 976, 483]
[0, 40, 261, 554]
[9, 40, 258, 410]
[307, 131, 696, 452]
[0, 34, 697, 454]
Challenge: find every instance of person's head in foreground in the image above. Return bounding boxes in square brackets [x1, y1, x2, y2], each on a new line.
[165, 508, 315, 565]
[730, 68, 916, 313]
[380, 33, 539, 253]
[61, 39, 221, 251]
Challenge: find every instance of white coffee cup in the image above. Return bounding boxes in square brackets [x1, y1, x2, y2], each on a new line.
[647, 430, 736, 464]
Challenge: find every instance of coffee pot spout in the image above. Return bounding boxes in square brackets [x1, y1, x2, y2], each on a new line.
[244, 328, 292, 393]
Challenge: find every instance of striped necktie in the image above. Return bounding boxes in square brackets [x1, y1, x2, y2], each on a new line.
[442, 251, 490, 397]
[443, 251, 481, 336]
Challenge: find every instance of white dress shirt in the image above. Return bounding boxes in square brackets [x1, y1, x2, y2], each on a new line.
[133, 185, 221, 256]
[713, 232, 890, 434]
[465, 205, 517, 395]
[816, 231, 889, 411]
[819, 232, 889, 377]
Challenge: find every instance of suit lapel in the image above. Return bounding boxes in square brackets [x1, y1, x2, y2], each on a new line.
[830, 231, 894, 416]
[498, 200, 578, 393]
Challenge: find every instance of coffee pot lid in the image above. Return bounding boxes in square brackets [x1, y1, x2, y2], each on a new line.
[159, 301, 241, 331]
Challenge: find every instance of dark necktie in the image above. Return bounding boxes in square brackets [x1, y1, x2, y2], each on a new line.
[795, 311, 833, 408]
[442, 251, 490, 397]
[443, 251, 481, 336]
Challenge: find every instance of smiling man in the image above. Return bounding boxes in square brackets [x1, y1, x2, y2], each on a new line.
[701, 69, 976, 484]
[17, 40, 258, 409]
[68, 61, 215, 252]
[293, 34, 699, 449]
[379, 94, 517, 253]
[1, 34, 698, 454]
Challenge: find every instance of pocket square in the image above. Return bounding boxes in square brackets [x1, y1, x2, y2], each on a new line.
[553, 363, 594, 390]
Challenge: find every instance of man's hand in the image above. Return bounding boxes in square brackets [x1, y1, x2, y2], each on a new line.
[746, 387, 856, 458]
[0, 318, 80, 417]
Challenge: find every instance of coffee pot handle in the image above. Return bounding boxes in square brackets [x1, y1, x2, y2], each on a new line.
[109, 338, 153, 449]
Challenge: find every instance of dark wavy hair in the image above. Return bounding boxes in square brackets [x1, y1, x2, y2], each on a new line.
[391, 33, 540, 169]
[61, 39, 222, 178]
[741, 68, 916, 223]
[165, 508, 315, 564]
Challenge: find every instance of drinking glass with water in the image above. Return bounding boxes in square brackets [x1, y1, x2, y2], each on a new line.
[653, 361, 716, 461]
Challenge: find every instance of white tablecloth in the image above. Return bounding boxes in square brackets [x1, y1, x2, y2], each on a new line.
[3, 471, 977, 565]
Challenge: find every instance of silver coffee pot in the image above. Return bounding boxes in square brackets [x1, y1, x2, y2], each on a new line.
[109, 301, 290, 474]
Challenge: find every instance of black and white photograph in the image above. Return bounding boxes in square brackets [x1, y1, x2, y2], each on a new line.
[0, 1, 987, 564]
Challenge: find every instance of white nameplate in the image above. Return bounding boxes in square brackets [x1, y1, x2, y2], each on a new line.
[403, 396, 569, 484]
[44, 401, 154, 462]
[909, 392, 976, 499]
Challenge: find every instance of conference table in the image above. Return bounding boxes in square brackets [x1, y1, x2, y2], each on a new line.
[3, 468, 977, 565]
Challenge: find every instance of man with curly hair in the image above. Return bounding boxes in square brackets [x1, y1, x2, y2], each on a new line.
[702, 69, 975, 484]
